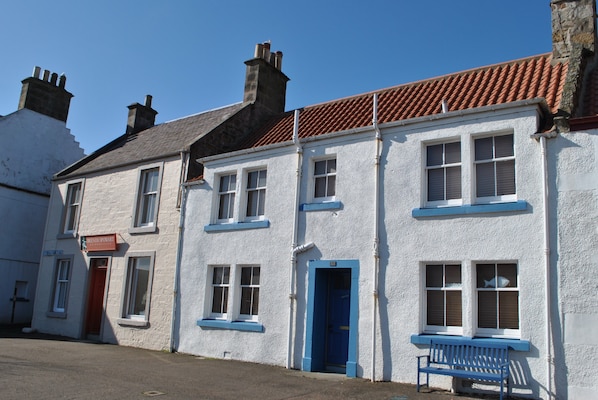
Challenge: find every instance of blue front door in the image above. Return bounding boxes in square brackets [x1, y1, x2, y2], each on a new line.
[325, 270, 351, 370]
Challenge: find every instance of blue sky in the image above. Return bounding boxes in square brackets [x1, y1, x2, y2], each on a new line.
[1, 1, 553, 154]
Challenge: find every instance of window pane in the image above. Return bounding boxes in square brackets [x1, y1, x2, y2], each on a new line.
[326, 159, 336, 173]
[327, 175, 336, 196]
[213, 267, 230, 284]
[497, 263, 518, 287]
[314, 160, 326, 175]
[445, 264, 461, 285]
[241, 267, 252, 285]
[446, 291, 462, 326]
[246, 191, 258, 216]
[444, 142, 461, 164]
[427, 290, 444, 325]
[499, 292, 519, 329]
[315, 177, 327, 198]
[426, 265, 443, 287]
[445, 166, 461, 200]
[495, 134, 514, 158]
[212, 287, 227, 313]
[427, 144, 443, 166]
[427, 169, 444, 201]
[257, 189, 266, 215]
[56, 283, 67, 310]
[476, 264, 495, 288]
[476, 163, 495, 197]
[257, 170, 267, 187]
[475, 137, 493, 161]
[496, 160, 515, 195]
[478, 291, 497, 328]
[247, 171, 258, 189]
[130, 265, 149, 316]
[144, 169, 159, 192]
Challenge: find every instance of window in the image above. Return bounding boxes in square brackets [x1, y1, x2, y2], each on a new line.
[425, 264, 462, 334]
[426, 142, 461, 205]
[120, 253, 155, 325]
[130, 164, 162, 233]
[314, 158, 336, 200]
[136, 168, 159, 226]
[218, 174, 237, 222]
[63, 182, 82, 234]
[210, 266, 230, 319]
[239, 266, 260, 321]
[475, 134, 515, 201]
[477, 263, 519, 335]
[52, 258, 71, 313]
[245, 170, 267, 220]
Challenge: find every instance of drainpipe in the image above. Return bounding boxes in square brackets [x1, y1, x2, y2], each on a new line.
[287, 109, 305, 369]
[170, 151, 190, 352]
[371, 93, 382, 382]
[532, 131, 556, 400]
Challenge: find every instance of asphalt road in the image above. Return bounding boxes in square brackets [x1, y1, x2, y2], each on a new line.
[0, 326, 487, 400]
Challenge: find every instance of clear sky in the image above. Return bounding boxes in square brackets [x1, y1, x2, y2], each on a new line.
[1, 1, 553, 154]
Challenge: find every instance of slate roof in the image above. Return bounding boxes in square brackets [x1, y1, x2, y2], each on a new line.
[57, 103, 246, 178]
[242, 53, 569, 148]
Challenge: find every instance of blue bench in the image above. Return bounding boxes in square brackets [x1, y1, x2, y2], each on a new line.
[417, 339, 510, 400]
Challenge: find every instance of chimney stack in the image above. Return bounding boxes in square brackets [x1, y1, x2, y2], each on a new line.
[126, 95, 158, 135]
[243, 42, 290, 114]
[18, 66, 73, 122]
[551, 0, 597, 62]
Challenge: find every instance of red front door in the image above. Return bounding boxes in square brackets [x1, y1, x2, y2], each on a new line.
[85, 258, 108, 335]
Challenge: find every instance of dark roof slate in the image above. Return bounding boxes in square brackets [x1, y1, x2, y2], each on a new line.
[58, 103, 246, 177]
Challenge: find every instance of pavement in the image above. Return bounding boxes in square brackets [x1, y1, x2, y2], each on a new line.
[0, 325, 492, 400]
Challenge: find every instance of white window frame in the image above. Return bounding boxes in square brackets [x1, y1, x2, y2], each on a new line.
[49, 256, 73, 316]
[216, 173, 237, 223]
[61, 180, 84, 236]
[312, 157, 337, 202]
[118, 252, 155, 326]
[209, 265, 231, 319]
[244, 169, 267, 221]
[130, 163, 163, 234]
[237, 265, 260, 322]
[423, 263, 463, 335]
[425, 141, 462, 207]
[474, 133, 516, 204]
[475, 262, 520, 338]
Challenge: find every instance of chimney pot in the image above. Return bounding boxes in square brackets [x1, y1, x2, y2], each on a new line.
[145, 94, 153, 108]
[42, 70, 50, 82]
[50, 72, 58, 85]
[32, 66, 41, 79]
[59, 74, 67, 89]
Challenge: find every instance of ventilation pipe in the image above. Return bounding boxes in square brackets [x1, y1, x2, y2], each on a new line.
[371, 93, 382, 382]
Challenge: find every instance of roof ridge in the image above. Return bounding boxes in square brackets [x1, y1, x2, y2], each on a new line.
[301, 53, 556, 110]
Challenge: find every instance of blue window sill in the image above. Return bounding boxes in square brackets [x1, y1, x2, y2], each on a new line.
[412, 200, 528, 218]
[204, 220, 270, 233]
[300, 201, 343, 212]
[197, 319, 264, 332]
[410, 334, 530, 351]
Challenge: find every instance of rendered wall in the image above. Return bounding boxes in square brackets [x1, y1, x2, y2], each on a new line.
[550, 128, 598, 399]
[176, 105, 551, 398]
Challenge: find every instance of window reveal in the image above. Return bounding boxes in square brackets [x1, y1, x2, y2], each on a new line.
[425, 264, 462, 330]
[63, 182, 82, 233]
[211, 266, 230, 317]
[240, 266, 260, 318]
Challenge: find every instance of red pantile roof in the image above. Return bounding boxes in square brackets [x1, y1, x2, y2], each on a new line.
[244, 53, 568, 148]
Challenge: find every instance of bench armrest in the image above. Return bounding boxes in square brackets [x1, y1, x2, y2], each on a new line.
[416, 355, 430, 368]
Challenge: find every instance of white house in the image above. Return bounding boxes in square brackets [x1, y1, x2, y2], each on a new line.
[31, 43, 290, 351]
[0, 67, 84, 325]
[175, 1, 598, 398]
